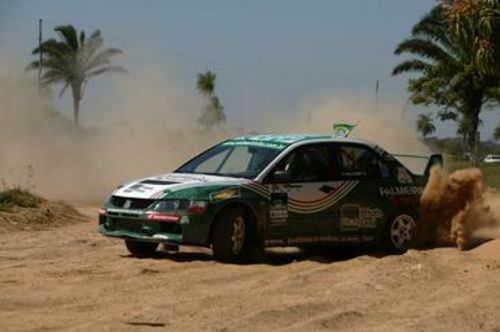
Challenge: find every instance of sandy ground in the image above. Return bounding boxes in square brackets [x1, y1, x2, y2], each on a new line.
[1, 207, 500, 332]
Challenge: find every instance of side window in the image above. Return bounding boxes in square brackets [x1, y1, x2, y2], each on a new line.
[266, 144, 338, 183]
[338, 145, 389, 178]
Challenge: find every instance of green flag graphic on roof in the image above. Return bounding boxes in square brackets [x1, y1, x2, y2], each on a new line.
[333, 123, 356, 137]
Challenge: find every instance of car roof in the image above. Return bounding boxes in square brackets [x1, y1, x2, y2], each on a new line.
[226, 134, 373, 149]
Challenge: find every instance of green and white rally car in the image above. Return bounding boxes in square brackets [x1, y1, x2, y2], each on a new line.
[98, 134, 441, 262]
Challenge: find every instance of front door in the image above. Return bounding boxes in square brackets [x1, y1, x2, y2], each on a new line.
[264, 143, 342, 245]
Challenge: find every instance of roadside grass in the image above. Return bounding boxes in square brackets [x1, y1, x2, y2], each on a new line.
[447, 161, 500, 190]
[0, 188, 45, 212]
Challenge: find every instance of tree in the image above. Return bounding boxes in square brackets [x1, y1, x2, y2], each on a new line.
[196, 70, 226, 129]
[392, 3, 500, 166]
[26, 24, 127, 125]
[445, 0, 500, 75]
[416, 114, 436, 138]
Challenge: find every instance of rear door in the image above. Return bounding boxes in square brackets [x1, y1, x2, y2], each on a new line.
[333, 143, 396, 242]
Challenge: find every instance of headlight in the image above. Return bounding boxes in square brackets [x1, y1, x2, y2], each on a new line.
[151, 200, 207, 214]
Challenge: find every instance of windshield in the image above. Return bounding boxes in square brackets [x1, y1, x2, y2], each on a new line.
[175, 142, 283, 179]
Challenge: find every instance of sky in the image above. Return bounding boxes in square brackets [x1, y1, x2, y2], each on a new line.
[1, 0, 499, 139]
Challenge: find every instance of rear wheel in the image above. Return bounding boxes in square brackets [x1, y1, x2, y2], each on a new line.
[212, 207, 250, 263]
[383, 213, 416, 253]
[124, 240, 159, 258]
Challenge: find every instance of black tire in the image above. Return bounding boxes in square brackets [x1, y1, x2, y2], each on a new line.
[212, 207, 250, 263]
[124, 239, 159, 258]
[382, 212, 417, 253]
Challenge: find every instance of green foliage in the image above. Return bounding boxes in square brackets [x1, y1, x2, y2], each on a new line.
[445, 0, 500, 75]
[0, 189, 45, 211]
[196, 70, 226, 129]
[26, 24, 127, 125]
[196, 71, 216, 96]
[416, 114, 436, 137]
[392, 2, 500, 166]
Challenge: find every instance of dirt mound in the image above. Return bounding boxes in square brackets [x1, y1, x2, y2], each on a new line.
[0, 200, 90, 233]
[417, 167, 500, 250]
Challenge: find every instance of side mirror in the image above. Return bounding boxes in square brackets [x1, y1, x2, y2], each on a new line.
[270, 170, 291, 183]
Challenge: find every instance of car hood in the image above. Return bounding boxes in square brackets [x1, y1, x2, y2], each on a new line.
[112, 173, 247, 199]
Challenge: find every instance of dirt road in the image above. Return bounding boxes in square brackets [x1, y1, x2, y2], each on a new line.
[2, 208, 500, 331]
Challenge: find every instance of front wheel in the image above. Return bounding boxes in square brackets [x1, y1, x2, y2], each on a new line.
[383, 213, 416, 253]
[124, 239, 159, 258]
[212, 207, 250, 263]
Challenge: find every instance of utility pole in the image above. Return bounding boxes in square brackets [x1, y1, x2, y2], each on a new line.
[375, 79, 379, 112]
[38, 18, 43, 92]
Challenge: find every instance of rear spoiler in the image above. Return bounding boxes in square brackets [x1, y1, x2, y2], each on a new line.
[392, 153, 443, 178]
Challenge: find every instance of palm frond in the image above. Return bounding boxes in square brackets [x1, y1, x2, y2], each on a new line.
[392, 59, 432, 75]
[196, 71, 216, 95]
[25, 60, 40, 71]
[84, 30, 104, 57]
[412, 5, 446, 36]
[86, 65, 128, 78]
[54, 25, 79, 51]
[79, 30, 86, 47]
[84, 48, 123, 71]
[59, 83, 69, 97]
[394, 38, 456, 64]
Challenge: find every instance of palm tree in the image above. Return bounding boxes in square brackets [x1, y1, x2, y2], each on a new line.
[445, 0, 500, 75]
[392, 4, 500, 166]
[196, 71, 216, 96]
[26, 24, 127, 125]
[196, 70, 226, 129]
[416, 114, 436, 138]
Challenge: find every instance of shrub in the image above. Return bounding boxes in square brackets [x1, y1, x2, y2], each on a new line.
[0, 188, 45, 211]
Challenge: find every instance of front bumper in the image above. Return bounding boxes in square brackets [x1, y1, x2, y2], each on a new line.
[98, 210, 184, 245]
[98, 224, 183, 244]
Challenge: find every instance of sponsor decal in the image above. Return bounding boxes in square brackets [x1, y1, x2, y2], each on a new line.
[106, 208, 142, 215]
[222, 140, 286, 150]
[386, 195, 419, 206]
[269, 192, 288, 225]
[287, 235, 374, 245]
[210, 187, 241, 202]
[340, 204, 383, 231]
[241, 182, 270, 199]
[379, 186, 423, 197]
[287, 181, 359, 214]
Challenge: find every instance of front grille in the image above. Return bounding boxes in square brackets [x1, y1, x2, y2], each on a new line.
[110, 196, 155, 210]
[112, 218, 143, 232]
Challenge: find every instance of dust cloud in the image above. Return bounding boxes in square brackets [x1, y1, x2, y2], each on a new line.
[256, 93, 432, 173]
[2, 54, 499, 247]
[418, 166, 500, 250]
[0, 62, 236, 202]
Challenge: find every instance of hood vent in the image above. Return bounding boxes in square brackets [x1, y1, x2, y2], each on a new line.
[140, 180, 178, 185]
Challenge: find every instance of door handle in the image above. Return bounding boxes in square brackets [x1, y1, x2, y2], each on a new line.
[319, 185, 334, 193]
